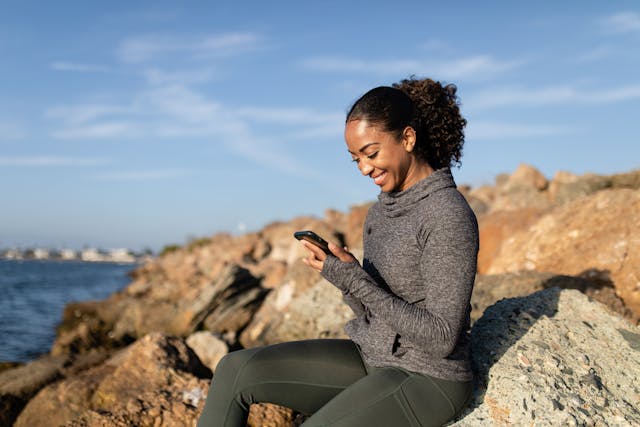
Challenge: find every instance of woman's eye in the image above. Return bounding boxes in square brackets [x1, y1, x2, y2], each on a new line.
[351, 158, 360, 164]
[367, 152, 378, 160]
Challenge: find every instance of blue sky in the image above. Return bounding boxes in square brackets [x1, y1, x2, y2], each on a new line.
[1, 1, 639, 251]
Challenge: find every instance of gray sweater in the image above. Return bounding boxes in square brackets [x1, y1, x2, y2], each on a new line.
[321, 168, 478, 381]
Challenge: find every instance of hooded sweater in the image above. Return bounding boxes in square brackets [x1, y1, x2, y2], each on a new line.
[321, 168, 478, 381]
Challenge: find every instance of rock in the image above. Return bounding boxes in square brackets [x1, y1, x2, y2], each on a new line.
[610, 169, 640, 190]
[16, 333, 212, 427]
[491, 164, 552, 212]
[547, 171, 612, 205]
[240, 257, 354, 348]
[186, 331, 228, 372]
[452, 288, 640, 426]
[503, 163, 548, 192]
[487, 188, 640, 318]
[247, 402, 303, 427]
[476, 208, 548, 274]
[472, 271, 634, 325]
[0, 355, 67, 426]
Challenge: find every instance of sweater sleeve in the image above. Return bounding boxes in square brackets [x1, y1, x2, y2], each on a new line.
[321, 209, 478, 358]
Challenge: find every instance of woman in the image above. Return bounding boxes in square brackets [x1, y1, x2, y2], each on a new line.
[197, 77, 478, 427]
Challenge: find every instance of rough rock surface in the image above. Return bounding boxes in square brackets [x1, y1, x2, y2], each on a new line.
[240, 258, 354, 348]
[452, 288, 640, 426]
[15, 334, 211, 427]
[186, 331, 229, 373]
[476, 208, 548, 274]
[487, 188, 640, 317]
[471, 271, 634, 324]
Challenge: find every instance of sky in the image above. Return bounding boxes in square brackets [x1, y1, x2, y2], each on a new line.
[1, 1, 639, 251]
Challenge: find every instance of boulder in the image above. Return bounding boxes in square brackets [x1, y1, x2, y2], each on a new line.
[471, 271, 631, 324]
[487, 188, 640, 318]
[240, 256, 355, 348]
[0, 355, 66, 427]
[453, 288, 640, 426]
[490, 164, 553, 212]
[476, 208, 548, 274]
[16, 333, 212, 427]
[186, 331, 229, 372]
[547, 171, 612, 205]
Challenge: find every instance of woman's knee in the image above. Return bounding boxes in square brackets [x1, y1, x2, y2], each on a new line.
[213, 347, 261, 382]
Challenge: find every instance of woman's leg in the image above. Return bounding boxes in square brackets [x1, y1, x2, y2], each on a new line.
[196, 339, 367, 427]
[301, 366, 472, 427]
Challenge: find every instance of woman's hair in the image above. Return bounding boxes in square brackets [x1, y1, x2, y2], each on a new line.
[346, 77, 466, 169]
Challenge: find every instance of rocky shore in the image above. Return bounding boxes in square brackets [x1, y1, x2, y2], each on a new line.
[1, 164, 639, 426]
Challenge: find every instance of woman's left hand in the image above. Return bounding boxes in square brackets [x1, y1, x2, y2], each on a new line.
[301, 241, 358, 273]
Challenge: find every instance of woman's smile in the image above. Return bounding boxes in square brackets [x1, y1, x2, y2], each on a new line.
[344, 119, 432, 192]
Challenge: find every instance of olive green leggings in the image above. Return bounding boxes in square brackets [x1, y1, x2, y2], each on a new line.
[197, 339, 471, 427]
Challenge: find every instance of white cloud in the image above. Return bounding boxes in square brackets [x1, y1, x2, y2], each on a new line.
[0, 156, 108, 166]
[52, 122, 136, 140]
[234, 107, 342, 126]
[93, 169, 193, 181]
[50, 61, 109, 73]
[300, 54, 524, 80]
[464, 84, 640, 110]
[143, 67, 217, 85]
[117, 32, 263, 63]
[46, 104, 133, 125]
[601, 11, 640, 34]
[467, 121, 575, 141]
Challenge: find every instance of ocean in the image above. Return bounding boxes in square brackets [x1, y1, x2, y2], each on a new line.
[0, 259, 135, 363]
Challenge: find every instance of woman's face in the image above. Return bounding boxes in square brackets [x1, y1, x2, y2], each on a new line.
[345, 119, 420, 192]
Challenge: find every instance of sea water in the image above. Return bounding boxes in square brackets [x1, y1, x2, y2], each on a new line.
[0, 259, 134, 362]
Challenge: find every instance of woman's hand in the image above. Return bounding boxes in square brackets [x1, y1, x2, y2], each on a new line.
[301, 241, 358, 273]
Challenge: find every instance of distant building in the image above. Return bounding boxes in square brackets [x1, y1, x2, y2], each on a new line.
[109, 248, 136, 263]
[60, 249, 78, 260]
[33, 248, 50, 259]
[80, 248, 105, 262]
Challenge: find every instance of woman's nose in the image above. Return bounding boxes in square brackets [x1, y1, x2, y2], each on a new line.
[358, 161, 373, 176]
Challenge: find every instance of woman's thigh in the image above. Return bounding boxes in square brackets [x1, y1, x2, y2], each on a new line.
[302, 367, 472, 427]
[215, 339, 368, 415]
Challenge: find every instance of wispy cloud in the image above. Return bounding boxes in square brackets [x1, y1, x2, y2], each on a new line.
[143, 67, 217, 85]
[0, 156, 108, 166]
[47, 84, 343, 142]
[464, 84, 640, 110]
[300, 54, 524, 80]
[50, 61, 109, 73]
[467, 121, 575, 141]
[93, 169, 193, 181]
[45, 83, 336, 179]
[601, 11, 640, 34]
[117, 32, 263, 63]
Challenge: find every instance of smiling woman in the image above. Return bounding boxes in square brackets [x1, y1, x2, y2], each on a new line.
[197, 77, 478, 427]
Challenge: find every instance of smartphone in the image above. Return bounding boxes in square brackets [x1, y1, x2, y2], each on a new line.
[293, 230, 332, 255]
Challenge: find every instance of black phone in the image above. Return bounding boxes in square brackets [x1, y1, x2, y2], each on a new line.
[293, 230, 332, 255]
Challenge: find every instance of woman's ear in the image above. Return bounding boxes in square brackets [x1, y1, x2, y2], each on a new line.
[402, 126, 417, 152]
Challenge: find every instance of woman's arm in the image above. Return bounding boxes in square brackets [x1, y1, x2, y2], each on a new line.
[320, 213, 478, 358]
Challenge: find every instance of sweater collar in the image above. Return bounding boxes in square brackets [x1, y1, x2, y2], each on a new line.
[378, 168, 456, 217]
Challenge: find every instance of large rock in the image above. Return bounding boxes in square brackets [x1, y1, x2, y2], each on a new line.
[16, 333, 211, 427]
[490, 164, 553, 212]
[0, 355, 66, 426]
[471, 271, 632, 324]
[453, 288, 640, 426]
[487, 188, 640, 318]
[240, 256, 355, 348]
[476, 208, 548, 274]
[186, 331, 228, 373]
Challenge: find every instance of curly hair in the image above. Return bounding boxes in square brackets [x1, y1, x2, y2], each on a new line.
[346, 77, 466, 169]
